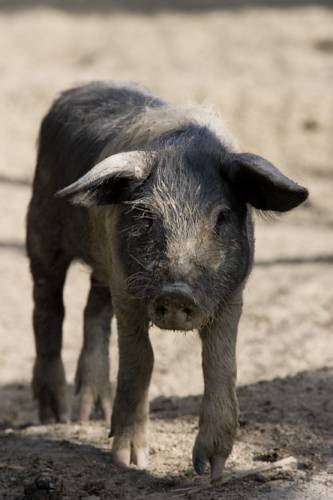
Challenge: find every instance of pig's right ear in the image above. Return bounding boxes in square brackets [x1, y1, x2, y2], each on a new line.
[55, 151, 152, 207]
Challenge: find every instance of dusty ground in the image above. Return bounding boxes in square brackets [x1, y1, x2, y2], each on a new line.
[0, 1, 333, 499]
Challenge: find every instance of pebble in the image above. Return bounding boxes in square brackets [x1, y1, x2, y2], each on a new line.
[24, 473, 63, 500]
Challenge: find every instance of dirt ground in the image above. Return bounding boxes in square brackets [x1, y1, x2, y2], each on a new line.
[0, 1, 333, 499]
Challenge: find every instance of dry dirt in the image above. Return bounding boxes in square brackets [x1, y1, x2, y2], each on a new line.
[0, 1, 333, 499]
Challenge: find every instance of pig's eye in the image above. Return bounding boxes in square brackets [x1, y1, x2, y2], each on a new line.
[214, 208, 230, 232]
[141, 217, 154, 232]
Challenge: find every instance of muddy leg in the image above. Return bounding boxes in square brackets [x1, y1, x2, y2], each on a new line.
[193, 299, 243, 481]
[110, 304, 153, 469]
[75, 274, 113, 422]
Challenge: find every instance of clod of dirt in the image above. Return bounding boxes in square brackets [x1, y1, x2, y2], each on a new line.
[253, 451, 280, 463]
[23, 473, 64, 500]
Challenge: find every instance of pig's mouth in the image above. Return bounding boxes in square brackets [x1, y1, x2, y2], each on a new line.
[149, 311, 201, 331]
[148, 283, 204, 331]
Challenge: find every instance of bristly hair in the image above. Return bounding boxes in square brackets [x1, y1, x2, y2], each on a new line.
[254, 209, 282, 221]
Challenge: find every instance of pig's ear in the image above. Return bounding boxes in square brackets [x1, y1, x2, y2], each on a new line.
[224, 153, 308, 212]
[55, 151, 152, 206]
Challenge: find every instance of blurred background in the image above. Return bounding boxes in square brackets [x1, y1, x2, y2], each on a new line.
[0, 1, 332, 498]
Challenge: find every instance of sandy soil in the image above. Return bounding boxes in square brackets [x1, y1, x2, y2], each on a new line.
[0, 1, 332, 498]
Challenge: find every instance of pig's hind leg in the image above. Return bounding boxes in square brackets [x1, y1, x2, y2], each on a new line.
[74, 273, 113, 422]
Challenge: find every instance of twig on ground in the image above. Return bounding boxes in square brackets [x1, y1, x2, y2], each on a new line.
[0, 462, 27, 471]
[170, 456, 297, 497]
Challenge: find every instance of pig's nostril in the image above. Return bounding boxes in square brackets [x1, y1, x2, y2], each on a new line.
[156, 305, 167, 318]
[183, 307, 193, 318]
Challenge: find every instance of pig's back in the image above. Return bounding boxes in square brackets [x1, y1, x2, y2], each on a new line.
[37, 81, 164, 189]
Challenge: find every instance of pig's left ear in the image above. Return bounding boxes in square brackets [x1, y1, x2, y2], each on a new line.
[224, 153, 308, 211]
[55, 151, 152, 207]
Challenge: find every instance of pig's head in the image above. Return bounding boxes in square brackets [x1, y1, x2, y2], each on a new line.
[57, 130, 308, 331]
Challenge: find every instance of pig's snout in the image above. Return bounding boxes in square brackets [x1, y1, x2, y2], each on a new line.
[149, 283, 200, 331]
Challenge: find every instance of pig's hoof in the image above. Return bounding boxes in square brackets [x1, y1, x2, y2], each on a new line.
[74, 384, 112, 422]
[112, 446, 149, 469]
[112, 447, 131, 467]
[192, 438, 226, 481]
[131, 446, 149, 468]
[33, 358, 69, 424]
[74, 354, 112, 422]
[36, 388, 70, 424]
[192, 439, 209, 475]
[210, 455, 226, 482]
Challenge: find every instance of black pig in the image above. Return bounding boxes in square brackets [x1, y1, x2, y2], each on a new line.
[26, 81, 308, 480]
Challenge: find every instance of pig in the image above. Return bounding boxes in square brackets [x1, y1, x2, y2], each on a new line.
[26, 80, 308, 480]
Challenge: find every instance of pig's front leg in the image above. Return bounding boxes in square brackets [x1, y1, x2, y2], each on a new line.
[110, 303, 153, 469]
[193, 298, 243, 481]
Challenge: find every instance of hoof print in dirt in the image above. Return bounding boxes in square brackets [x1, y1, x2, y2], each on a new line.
[24, 473, 64, 500]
